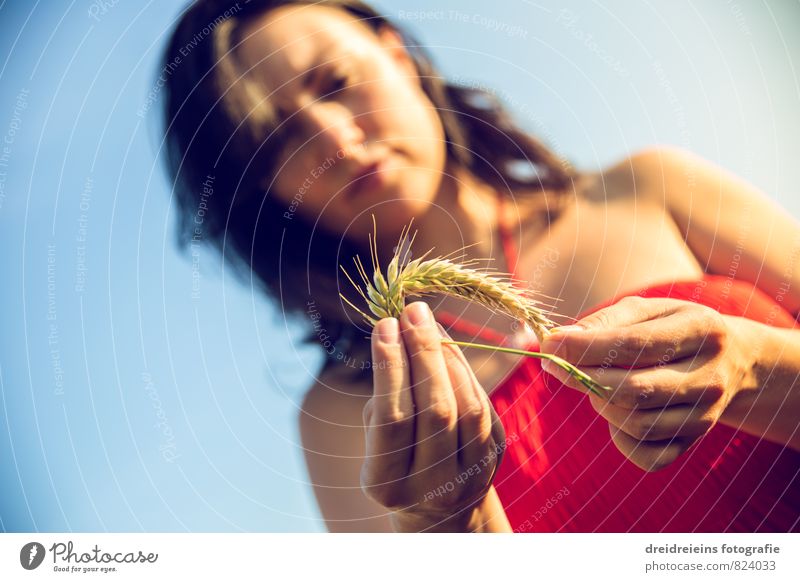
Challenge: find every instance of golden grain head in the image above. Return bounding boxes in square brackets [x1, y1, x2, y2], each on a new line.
[339, 218, 558, 342]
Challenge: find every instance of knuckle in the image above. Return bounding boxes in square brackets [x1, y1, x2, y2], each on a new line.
[415, 338, 443, 356]
[703, 375, 726, 401]
[614, 375, 654, 408]
[420, 402, 456, 430]
[586, 309, 613, 332]
[459, 403, 490, 433]
[460, 402, 487, 422]
[704, 330, 726, 353]
[618, 334, 650, 361]
[616, 295, 648, 316]
[619, 295, 647, 308]
[360, 477, 407, 510]
[628, 413, 656, 440]
[381, 407, 416, 424]
[699, 314, 727, 351]
[373, 410, 415, 433]
[404, 326, 442, 353]
[634, 384, 658, 407]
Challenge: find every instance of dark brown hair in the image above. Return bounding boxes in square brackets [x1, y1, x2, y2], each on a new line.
[161, 0, 576, 384]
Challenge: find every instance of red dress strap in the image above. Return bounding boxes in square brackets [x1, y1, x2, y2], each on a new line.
[436, 192, 521, 345]
[497, 194, 519, 278]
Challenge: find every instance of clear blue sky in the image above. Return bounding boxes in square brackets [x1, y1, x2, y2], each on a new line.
[1, 0, 798, 532]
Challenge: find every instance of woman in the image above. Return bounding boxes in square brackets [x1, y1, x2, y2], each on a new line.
[161, 0, 800, 532]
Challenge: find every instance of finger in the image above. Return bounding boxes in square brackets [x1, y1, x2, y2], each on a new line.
[437, 323, 493, 472]
[588, 392, 715, 441]
[608, 425, 695, 472]
[542, 357, 723, 409]
[365, 317, 414, 485]
[400, 302, 458, 476]
[541, 297, 715, 367]
[580, 295, 687, 328]
[371, 318, 414, 417]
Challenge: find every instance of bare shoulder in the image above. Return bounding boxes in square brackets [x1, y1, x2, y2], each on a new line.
[590, 144, 780, 215]
[299, 362, 372, 457]
[301, 362, 372, 411]
[299, 364, 394, 532]
[299, 364, 372, 455]
[578, 146, 701, 208]
[583, 146, 800, 314]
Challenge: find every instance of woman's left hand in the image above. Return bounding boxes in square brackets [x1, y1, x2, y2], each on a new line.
[539, 296, 758, 472]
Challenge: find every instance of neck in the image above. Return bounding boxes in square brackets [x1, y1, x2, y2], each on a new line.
[350, 162, 558, 337]
[398, 162, 517, 275]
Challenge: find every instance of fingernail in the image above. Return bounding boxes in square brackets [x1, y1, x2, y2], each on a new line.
[435, 322, 452, 339]
[406, 301, 431, 326]
[374, 318, 399, 344]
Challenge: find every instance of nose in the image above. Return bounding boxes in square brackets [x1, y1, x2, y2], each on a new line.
[298, 102, 365, 160]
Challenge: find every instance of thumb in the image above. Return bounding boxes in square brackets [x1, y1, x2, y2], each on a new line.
[540, 296, 655, 355]
[540, 324, 586, 356]
[571, 295, 680, 332]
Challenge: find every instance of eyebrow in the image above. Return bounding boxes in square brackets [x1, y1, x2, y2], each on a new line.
[297, 64, 324, 91]
[273, 57, 329, 117]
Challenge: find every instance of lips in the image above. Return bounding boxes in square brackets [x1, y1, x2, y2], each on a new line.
[351, 161, 381, 183]
[346, 156, 391, 198]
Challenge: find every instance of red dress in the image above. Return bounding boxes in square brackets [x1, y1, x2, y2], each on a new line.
[435, 194, 800, 531]
[486, 274, 800, 532]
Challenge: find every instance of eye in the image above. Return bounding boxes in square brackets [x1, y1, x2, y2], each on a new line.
[323, 70, 350, 98]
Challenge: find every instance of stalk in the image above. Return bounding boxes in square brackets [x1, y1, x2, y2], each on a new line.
[440, 339, 612, 397]
[340, 216, 611, 397]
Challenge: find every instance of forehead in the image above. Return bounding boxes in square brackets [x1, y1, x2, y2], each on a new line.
[235, 5, 371, 92]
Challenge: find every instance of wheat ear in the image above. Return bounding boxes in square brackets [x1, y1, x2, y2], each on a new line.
[339, 218, 612, 396]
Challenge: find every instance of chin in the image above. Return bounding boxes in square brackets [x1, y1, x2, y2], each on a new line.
[324, 165, 442, 243]
[346, 196, 432, 240]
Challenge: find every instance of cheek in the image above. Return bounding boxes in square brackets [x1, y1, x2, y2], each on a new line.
[366, 79, 445, 153]
[271, 157, 352, 229]
[270, 161, 302, 206]
[268, 159, 319, 223]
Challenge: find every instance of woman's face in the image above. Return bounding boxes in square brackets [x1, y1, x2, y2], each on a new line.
[235, 4, 448, 241]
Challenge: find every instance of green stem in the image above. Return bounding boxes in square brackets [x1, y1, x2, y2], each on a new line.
[440, 339, 613, 397]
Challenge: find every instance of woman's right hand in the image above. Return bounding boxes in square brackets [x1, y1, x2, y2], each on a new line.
[361, 301, 509, 531]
